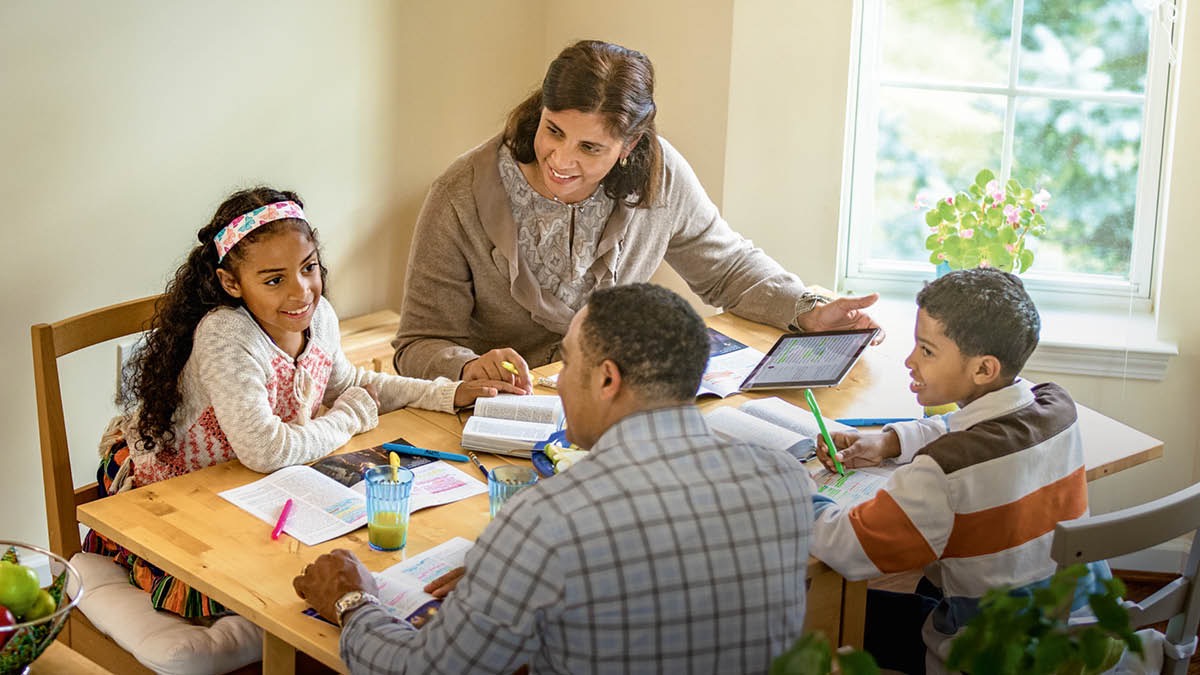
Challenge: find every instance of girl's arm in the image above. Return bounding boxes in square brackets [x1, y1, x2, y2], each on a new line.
[192, 309, 379, 473]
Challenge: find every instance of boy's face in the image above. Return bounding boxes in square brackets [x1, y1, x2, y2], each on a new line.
[904, 308, 991, 408]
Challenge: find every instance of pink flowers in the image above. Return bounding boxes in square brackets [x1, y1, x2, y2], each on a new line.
[1004, 204, 1021, 225]
[986, 180, 1006, 203]
[1032, 188, 1051, 211]
[960, 228, 974, 239]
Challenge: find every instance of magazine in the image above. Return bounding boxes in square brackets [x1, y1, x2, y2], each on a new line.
[697, 328, 767, 399]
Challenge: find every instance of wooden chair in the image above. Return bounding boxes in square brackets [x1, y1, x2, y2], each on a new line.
[32, 295, 263, 675]
[1051, 482, 1200, 675]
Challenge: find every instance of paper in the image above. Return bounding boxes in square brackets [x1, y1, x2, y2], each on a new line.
[461, 396, 565, 457]
[473, 394, 563, 425]
[739, 397, 854, 437]
[706, 406, 815, 461]
[697, 328, 766, 398]
[219, 465, 366, 546]
[811, 466, 891, 506]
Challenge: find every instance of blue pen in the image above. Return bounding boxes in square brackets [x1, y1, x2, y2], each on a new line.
[382, 442, 469, 463]
[835, 417, 917, 427]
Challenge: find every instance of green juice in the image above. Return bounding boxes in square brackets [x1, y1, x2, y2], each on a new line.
[368, 511, 408, 551]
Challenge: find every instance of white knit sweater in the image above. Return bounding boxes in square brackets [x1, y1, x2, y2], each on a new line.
[119, 296, 458, 489]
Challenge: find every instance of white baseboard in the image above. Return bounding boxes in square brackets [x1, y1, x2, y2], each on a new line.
[1109, 534, 1194, 574]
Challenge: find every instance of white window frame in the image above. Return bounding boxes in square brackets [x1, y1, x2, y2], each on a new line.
[838, 0, 1177, 312]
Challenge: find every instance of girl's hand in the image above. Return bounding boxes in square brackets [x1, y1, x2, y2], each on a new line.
[461, 349, 532, 394]
[816, 429, 901, 471]
[453, 379, 527, 408]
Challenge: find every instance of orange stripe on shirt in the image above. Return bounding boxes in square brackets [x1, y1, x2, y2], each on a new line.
[943, 466, 1087, 559]
[849, 489, 938, 573]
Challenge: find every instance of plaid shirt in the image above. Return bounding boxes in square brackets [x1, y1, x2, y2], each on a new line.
[341, 405, 814, 674]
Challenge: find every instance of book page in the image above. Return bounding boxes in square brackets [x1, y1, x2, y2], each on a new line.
[705, 406, 815, 462]
[810, 466, 892, 507]
[218, 465, 366, 546]
[461, 415, 559, 455]
[698, 345, 766, 398]
[373, 537, 473, 626]
[739, 397, 853, 437]
[473, 394, 563, 425]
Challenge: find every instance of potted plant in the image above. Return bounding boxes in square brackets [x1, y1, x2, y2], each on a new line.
[946, 564, 1144, 675]
[771, 632, 880, 675]
[922, 169, 1051, 274]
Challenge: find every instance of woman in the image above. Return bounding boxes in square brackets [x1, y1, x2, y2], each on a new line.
[394, 39, 880, 389]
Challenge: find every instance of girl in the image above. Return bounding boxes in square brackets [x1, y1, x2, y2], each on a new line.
[84, 186, 519, 618]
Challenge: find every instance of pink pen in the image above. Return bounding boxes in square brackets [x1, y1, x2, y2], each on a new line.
[271, 498, 294, 540]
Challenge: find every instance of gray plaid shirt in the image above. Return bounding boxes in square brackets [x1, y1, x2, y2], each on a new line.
[341, 405, 813, 674]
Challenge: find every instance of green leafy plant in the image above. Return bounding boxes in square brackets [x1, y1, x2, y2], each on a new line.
[923, 169, 1050, 273]
[771, 632, 880, 675]
[947, 564, 1143, 675]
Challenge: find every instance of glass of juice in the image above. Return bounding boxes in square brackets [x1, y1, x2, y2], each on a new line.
[364, 465, 414, 552]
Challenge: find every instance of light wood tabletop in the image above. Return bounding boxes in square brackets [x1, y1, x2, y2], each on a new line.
[75, 312, 1161, 673]
[31, 641, 114, 674]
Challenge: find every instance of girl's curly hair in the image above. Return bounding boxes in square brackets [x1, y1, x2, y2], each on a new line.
[122, 186, 325, 451]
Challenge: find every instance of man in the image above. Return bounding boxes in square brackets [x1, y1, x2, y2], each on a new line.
[294, 283, 815, 674]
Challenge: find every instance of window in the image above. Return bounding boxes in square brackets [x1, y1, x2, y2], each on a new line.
[841, 0, 1177, 308]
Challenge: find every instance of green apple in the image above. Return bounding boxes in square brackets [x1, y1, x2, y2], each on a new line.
[21, 589, 56, 622]
[0, 561, 40, 618]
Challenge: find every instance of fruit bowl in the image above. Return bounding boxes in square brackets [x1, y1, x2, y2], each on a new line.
[0, 541, 82, 675]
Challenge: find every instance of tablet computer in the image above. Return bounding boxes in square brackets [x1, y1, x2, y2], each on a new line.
[739, 328, 878, 391]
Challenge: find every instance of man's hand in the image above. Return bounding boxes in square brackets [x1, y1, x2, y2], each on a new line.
[795, 293, 886, 345]
[462, 348, 532, 394]
[815, 429, 901, 471]
[293, 549, 380, 623]
[422, 566, 465, 599]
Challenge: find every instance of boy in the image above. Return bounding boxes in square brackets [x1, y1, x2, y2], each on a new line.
[809, 268, 1107, 674]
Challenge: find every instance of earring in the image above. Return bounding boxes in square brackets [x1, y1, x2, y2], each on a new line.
[620, 156, 629, 168]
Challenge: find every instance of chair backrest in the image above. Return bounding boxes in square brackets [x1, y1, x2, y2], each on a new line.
[32, 295, 161, 560]
[1051, 482, 1200, 675]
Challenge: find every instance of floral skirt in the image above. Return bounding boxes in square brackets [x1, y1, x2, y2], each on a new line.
[81, 433, 230, 620]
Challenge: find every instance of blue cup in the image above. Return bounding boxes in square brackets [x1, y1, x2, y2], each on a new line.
[364, 465, 414, 551]
[488, 465, 539, 519]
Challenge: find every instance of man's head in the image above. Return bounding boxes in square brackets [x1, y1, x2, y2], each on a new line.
[905, 267, 1040, 408]
[558, 283, 709, 448]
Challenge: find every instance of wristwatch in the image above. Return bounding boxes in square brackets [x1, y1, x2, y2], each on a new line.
[788, 290, 833, 332]
[333, 590, 380, 626]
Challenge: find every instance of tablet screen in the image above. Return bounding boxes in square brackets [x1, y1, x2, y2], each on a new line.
[739, 328, 878, 391]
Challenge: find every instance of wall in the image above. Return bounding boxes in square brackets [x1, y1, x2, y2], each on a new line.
[0, 0, 541, 547]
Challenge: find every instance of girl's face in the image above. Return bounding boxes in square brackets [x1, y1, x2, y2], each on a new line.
[217, 228, 322, 358]
[526, 108, 631, 205]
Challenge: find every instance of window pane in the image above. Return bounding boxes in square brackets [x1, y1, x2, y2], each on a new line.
[1012, 98, 1143, 277]
[881, 0, 1012, 84]
[870, 89, 1005, 262]
[1019, 0, 1149, 92]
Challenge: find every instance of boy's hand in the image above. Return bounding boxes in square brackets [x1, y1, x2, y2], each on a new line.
[816, 429, 901, 470]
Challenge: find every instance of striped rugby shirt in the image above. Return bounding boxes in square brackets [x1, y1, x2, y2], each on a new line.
[810, 379, 1107, 666]
[340, 405, 814, 674]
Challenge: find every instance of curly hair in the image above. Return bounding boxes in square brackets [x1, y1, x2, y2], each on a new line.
[580, 283, 709, 402]
[917, 267, 1041, 379]
[503, 39, 662, 207]
[122, 186, 326, 451]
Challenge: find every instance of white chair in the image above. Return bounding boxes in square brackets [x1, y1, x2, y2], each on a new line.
[32, 296, 263, 675]
[1051, 482, 1200, 675]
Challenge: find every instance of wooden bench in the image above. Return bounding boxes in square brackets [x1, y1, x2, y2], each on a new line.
[339, 309, 400, 374]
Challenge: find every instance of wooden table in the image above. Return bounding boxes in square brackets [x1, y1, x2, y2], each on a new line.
[76, 313, 1162, 674]
[31, 641, 114, 674]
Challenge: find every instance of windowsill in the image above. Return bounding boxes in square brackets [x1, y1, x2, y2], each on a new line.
[868, 294, 1178, 381]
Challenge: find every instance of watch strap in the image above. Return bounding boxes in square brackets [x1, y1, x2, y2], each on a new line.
[334, 590, 380, 626]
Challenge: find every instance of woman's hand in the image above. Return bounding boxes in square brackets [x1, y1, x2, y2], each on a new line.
[453, 379, 528, 408]
[815, 429, 901, 471]
[795, 293, 886, 345]
[461, 348, 532, 394]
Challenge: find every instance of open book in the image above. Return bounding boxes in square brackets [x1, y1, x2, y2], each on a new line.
[705, 397, 892, 507]
[219, 442, 487, 546]
[303, 536, 473, 627]
[698, 328, 766, 398]
[461, 394, 565, 457]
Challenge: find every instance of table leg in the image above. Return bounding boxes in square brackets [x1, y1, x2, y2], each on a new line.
[263, 632, 297, 675]
[840, 579, 868, 649]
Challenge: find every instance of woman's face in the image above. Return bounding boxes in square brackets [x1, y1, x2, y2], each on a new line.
[529, 108, 629, 204]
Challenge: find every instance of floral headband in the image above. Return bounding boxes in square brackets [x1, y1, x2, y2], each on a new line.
[213, 201, 306, 261]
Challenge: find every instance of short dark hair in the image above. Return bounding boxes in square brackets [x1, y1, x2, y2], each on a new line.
[580, 283, 708, 402]
[503, 39, 662, 207]
[917, 268, 1040, 378]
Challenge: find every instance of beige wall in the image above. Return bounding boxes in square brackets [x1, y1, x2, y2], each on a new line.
[2, 0, 1195, 549]
[0, 0, 542, 547]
